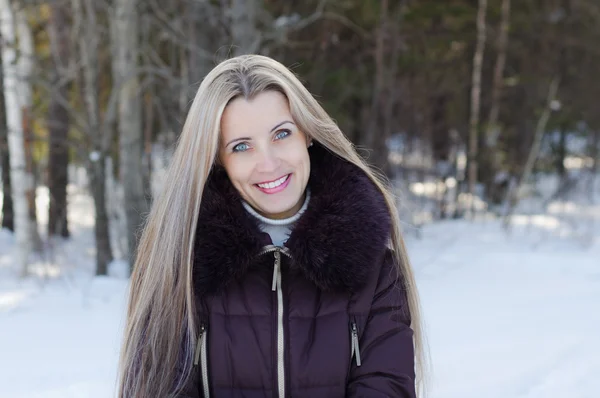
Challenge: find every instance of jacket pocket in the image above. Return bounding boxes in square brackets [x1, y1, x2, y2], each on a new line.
[194, 324, 210, 398]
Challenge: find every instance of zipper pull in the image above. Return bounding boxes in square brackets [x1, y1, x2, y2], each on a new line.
[351, 322, 362, 367]
[194, 324, 206, 366]
[272, 250, 281, 292]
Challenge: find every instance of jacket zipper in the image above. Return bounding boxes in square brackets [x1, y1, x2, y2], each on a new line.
[350, 321, 362, 367]
[259, 245, 290, 398]
[273, 250, 285, 398]
[194, 324, 210, 398]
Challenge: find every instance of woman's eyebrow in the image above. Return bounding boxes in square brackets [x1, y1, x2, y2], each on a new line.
[270, 120, 294, 132]
[225, 121, 295, 147]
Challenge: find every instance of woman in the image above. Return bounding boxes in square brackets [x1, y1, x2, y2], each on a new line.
[117, 55, 425, 398]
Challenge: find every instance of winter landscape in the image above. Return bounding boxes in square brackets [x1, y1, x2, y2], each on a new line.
[1, 180, 599, 398]
[1, 1, 600, 397]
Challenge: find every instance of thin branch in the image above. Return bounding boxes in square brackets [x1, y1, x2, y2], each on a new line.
[503, 76, 561, 229]
[146, 0, 215, 60]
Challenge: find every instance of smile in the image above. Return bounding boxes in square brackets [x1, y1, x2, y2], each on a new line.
[255, 174, 291, 194]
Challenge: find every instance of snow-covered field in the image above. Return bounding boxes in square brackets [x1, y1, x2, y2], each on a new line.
[1, 188, 599, 398]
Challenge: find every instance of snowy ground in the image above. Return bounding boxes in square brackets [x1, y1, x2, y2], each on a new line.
[1, 188, 599, 398]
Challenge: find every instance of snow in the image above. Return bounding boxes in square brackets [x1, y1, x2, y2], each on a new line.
[413, 220, 600, 398]
[1, 187, 599, 398]
[0, 188, 129, 398]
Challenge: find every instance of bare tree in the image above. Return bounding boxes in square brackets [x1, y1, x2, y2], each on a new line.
[468, 0, 488, 216]
[503, 77, 560, 229]
[47, 0, 71, 238]
[229, 0, 262, 55]
[72, 0, 113, 275]
[185, 0, 219, 90]
[15, 7, 42, 252]
[0, 64, 13, 231]
[0, 0, 32, 275]
[484, 0, 511, 200]
[112, 0, 149, 267]
[362, 0, 404, 175]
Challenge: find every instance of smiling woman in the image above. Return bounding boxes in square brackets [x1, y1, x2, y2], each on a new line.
[219, 91, 311, 220]
[117, 54, 426, 398]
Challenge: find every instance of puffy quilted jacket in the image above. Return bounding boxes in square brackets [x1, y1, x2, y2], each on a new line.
[177, 145, 416, 398]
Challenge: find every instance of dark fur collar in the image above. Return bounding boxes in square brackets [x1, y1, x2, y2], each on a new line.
[193, 144, 391, 296]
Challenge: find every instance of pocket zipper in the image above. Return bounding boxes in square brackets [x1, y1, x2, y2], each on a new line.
[194, 324, 210, 398]
[350, 321, 362, 367]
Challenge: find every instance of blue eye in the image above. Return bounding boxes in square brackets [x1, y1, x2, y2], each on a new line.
[275, 129, 291, 140]
[232, 143, 249, 152]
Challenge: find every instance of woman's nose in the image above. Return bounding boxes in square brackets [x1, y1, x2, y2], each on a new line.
[255, 146, 280, 173]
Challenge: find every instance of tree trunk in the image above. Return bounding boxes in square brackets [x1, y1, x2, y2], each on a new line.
[47, 1, 71, 238]
[0, 59, 13, 231]
[556, 0, 572, 179]
[485, 0, 510, 147]
[187, 0, 216, 85]
[88, 156, 112, 275]
[364, 0, 390, 174]
[468, 0, 488, 216]
[0, 0, 31, 275]
[22, 108, 38, 235]
[73, 0, 113, 274]
[112, 0, 149, 267]
[16, 7, 42, 251]
[484, 0, 511, 201]
[557, 126, 567, 177]
[591, 130, 599, 176]
[229, 0, 261, 55]
[431, 93, 450, 163]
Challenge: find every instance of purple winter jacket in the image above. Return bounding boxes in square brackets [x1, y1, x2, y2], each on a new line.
[177, 145, 416, 398]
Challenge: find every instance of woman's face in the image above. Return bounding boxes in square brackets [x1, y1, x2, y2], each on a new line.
[219, 90, 311, 220]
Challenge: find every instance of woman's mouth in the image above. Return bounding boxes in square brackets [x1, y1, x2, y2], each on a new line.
[255, 174, 291, 194]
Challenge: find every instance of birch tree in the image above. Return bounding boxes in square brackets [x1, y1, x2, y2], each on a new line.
[0, 0, 31, 276]
[15, 6, 41, 251]
[112, 0, 149, 267]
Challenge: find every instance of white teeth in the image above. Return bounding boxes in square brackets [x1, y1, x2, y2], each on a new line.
[258, 175, 288, 189]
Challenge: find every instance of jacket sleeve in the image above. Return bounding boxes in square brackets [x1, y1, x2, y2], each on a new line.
[346, 251, 417, 398]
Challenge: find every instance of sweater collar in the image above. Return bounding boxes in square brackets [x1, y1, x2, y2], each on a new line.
[241, 188, 311, 226]
[193, 144, 391, 296]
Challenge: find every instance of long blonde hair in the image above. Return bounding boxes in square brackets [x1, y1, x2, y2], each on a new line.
[117, 54, 427, 397]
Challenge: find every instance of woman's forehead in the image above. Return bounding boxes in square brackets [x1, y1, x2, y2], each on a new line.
[220, 91, 293, 138]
